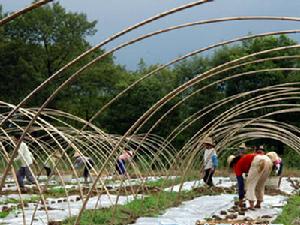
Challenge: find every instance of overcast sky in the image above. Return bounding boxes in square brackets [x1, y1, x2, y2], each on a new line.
[1, 0, 300, 70]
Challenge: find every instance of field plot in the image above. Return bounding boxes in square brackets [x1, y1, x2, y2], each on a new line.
[0, 176, 298, 224]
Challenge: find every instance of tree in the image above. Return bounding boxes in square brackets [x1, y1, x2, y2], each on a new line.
[3, 2, 97, 77]
[211, 35, 299, 96]
[0, 2, 98, 106]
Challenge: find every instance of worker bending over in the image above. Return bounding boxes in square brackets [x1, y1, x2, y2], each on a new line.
[73, 151, 94, 183]
[227, 153, 272, 209]
[116, 149, 134, 178]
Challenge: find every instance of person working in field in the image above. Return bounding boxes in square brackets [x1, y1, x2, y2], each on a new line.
[116, 149, 134, 178]
[73, 151, 94, 183]
[13, 134, 36, 191]
[266, 151, 283, 187]
[227, 152, 272, 210]
[266, 151, 283, 176]
[203, 137, 218, 187]
[43, 151, 62, 178]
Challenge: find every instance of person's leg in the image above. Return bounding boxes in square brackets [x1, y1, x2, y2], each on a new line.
[120, 160, 127, 177]
[246, 156, 263, 208]
[44, 166, 51, 177]
[17, 167, 26, 188]
[203, 169, 209, 185]
[83, 167, 88, 183]
[116, 160, 121, 175]
[236, 176, 245, 207]
[254, 185, 260, 208]
[116, 159, 124, 175]
[255, 156, 272, 208]
[83, 159, 94, 182]
[208, 169, 215, 186]
[24, 166, 36, 184]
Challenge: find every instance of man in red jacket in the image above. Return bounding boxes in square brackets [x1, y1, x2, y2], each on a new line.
[227, 153, 272, 209]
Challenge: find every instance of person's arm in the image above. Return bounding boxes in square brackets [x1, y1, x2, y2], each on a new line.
[212, 155, 218, 168]
[22, 143, 33, 165]
[74, 157, 82, 168]
[44, 155, 51, 166]
[275, 160, 283, 176]
[29, 151, 34, 161]
[86, 157, 94, 167]
[14, 152, 21, 161]
[127, 155, 133, 162]
[14, 144, 23, 162]
[203, 150, 208, 164]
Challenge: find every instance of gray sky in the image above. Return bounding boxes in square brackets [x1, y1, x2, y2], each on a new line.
[1, 0, 300, 70]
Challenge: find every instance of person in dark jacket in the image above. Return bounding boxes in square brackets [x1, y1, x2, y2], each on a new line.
[73, 151, 94, 183]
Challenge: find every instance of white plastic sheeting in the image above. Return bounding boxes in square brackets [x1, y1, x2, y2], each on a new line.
[165, 176, 299, 195]
[132, 194, 287, 225]
[0, 194, 141, 225]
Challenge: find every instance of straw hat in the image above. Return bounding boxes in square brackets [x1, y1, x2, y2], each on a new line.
[73, 151, 81, 158]
[266, 152, 279, 162]
[203, 137, 214, 146]
[227, 155, 236, 166]
[239, 143, 247, 149]
[53, 151, 62, 158]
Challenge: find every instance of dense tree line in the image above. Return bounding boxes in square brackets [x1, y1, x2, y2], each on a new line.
[1, 3, 300, 165]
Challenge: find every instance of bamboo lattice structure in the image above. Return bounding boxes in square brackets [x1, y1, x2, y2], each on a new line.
[0, 1, 300, 224]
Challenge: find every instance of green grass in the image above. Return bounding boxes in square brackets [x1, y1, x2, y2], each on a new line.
[63, 186, 228, 225]
[274, 194, 300, 225]
[0, 211, 10, 218]
[48, 187, 67, 195]
[0, 196, 40, 205]
[145, 177, 180, 188]
[45, 187, 78, 198]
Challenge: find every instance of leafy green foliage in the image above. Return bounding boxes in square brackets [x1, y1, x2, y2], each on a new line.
[281, 147, 300, 169]
[274, 194, 300, 224]
[4, 2, 96, 76]
[1, 3, 300, 168]
[0, 211, 9, 218]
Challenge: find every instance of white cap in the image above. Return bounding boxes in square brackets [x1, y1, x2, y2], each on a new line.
[227, 155, 236, 166]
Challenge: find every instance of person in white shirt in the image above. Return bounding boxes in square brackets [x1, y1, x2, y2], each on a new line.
[13, 134, 36, 189]
[203, 137, 218, 187]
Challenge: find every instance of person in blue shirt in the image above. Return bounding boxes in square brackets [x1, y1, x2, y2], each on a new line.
[203, 137, 218, 187]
